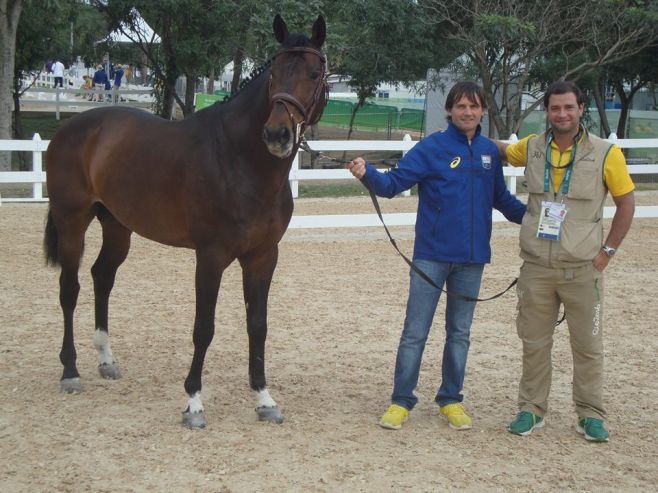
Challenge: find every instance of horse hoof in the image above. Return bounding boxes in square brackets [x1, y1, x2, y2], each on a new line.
[256, 406, 284, 424]
[182, 410, 206, 429]
[60, 377, 82, 394]
[98, 363, 122, 380]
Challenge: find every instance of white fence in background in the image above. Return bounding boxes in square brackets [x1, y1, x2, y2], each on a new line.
[20, 87, 153, 120]
[1, 134, 658, 228]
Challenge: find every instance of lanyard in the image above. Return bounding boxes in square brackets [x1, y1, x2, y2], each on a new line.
[543, 134, 578, 197]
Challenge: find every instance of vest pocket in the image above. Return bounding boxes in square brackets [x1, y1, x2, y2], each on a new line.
[557, 218, 603, 262]
[519, 213, 542, 258]
[567, 167, 598, 199]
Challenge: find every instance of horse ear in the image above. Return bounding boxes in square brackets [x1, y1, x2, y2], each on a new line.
[311, 15, 326, 48]
[273, 14, 288, 44]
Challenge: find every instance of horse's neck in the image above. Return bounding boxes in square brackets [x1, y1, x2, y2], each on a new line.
[212, 75, 296, 191]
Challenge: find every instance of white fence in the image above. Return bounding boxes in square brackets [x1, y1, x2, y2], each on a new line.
[1, 134, 658, 228]
[20, 87, 153, 120]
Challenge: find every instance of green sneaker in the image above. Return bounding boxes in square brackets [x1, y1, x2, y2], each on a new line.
[379, 404, 409, 430]
[508, 411, 544, 436]
[576, 417, 609, 442]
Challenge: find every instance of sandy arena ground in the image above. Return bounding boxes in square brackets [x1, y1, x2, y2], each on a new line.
[1, 195, 657, 492]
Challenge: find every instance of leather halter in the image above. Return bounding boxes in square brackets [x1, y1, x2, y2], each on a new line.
[268, 46, 328, 145]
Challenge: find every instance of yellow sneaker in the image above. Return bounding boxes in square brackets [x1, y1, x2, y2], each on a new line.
[440, 403, 472, 430]
[379, 404, 409, 430]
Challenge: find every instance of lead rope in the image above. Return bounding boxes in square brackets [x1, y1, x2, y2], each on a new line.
[299, 139, 566, 322]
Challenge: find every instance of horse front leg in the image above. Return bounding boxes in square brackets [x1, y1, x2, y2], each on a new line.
[240, 246, 283, 423]
[182, 248, 224, 429]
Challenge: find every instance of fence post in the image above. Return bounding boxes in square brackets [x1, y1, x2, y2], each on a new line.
[290, 151, 300, 198]
[55, 88, 61, 121]
[32, 133, 43, 200]
[402, 134, 411, 197]
[506, 133, 519, 195]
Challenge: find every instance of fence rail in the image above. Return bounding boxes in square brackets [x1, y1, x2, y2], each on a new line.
[20, 87, 153, 120]
[2, 134, 658, 227]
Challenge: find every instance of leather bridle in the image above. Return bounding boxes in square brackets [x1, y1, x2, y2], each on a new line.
[268, 46, 328, 146]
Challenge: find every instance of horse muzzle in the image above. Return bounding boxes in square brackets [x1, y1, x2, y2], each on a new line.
[262, 123, 295, 158]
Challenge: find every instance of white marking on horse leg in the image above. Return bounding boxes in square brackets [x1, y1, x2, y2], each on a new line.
[254, 388, 277, 409]
[186, 391, 204, 413]
[93, 329, 116, 365]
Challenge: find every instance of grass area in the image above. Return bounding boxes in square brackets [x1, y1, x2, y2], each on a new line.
[298, 180, 370, 198]
[15, 111, 77, 140]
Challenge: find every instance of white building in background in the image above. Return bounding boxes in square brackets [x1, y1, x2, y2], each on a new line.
[326, 75, 425, 110]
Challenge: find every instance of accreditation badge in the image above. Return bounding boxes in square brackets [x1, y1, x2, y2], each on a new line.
[537, 200, 568, 240]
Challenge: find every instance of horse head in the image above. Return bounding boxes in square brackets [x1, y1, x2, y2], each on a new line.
[263, 14, 327, 159]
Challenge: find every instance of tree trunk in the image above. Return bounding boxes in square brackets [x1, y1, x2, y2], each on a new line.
[0, 0, 23, 171]
[184, 75, 196, 117]
[231, 46, 245, 95]
[207, 67, 215, 94]
[342, 99, 364, 162]
[592, 82, 611, 138]
[11, 72, 29, 170]
[161, 79, 175, 120]
[613, 80, 646, 139]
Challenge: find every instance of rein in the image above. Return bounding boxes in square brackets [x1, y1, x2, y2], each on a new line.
[269, 46, 329, 146]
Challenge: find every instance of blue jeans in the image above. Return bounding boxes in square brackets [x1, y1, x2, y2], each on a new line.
[391, 260, 484, 410]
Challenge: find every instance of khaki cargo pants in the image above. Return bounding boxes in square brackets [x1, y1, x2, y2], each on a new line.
[515, 261, 605, 420]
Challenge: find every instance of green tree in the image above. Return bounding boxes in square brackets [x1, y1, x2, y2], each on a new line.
[590, 46, 658, 139]
[421, 0, 658, 138]
[328, 0, 455, 139]
[13, 1, 105, 142]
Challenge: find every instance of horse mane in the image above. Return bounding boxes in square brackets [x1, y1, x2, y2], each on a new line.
[218, 32, 316, 105]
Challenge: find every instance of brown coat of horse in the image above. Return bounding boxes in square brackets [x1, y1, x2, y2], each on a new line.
[43, 15, 327, 428]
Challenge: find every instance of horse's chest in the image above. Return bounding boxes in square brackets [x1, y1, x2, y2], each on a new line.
[222, 200, 291, 251]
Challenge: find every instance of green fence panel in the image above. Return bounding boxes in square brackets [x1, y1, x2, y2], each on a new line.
[320, 99, 355, 126]
[353, 103, 398, 130]
[195, 93, 226, 110]
[399, 108, 424, 132]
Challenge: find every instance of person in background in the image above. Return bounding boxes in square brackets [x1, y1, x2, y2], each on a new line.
[112, 64, 125, 102]
[92, 65, 109, 102]
[124, 63, 134, 85]
[346, 81, 526, 431]
[52, 59, 65, 88]
[496, 80, 635, 442]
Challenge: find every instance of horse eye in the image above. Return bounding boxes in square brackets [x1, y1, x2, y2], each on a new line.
[310, 71, 321, 80]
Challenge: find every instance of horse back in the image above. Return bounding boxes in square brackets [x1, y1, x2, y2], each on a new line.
[46, 106, 293, 253]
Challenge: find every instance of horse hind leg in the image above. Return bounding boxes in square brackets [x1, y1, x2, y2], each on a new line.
[91, 206, 132, 381]
[46, 207, 93, 393]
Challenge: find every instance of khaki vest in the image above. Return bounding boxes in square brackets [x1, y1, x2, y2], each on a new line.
[519, 131, 612, 268]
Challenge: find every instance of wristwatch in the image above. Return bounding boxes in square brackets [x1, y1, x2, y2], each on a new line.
[601, 245, 616, 258]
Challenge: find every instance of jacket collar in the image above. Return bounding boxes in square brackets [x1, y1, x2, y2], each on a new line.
[445, 121, 482, 143]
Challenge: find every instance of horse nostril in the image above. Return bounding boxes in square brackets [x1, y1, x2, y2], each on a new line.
[279, 127, 290, 145]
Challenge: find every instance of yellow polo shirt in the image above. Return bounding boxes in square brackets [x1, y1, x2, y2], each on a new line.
[506, 134, 635, 197]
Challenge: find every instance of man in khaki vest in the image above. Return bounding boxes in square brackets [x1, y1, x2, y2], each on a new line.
[497, 81, 635, 442]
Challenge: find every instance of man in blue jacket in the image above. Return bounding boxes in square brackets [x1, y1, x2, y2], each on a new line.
[347, 81, 526, 431]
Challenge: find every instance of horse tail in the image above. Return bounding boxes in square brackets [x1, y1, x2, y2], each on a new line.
[44, 208, 60, 267]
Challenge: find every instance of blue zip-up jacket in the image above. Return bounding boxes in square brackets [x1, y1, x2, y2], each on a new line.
[361, 122, 526, 264]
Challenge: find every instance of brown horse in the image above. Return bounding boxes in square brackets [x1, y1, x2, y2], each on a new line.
[43, 15, 327, 428]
